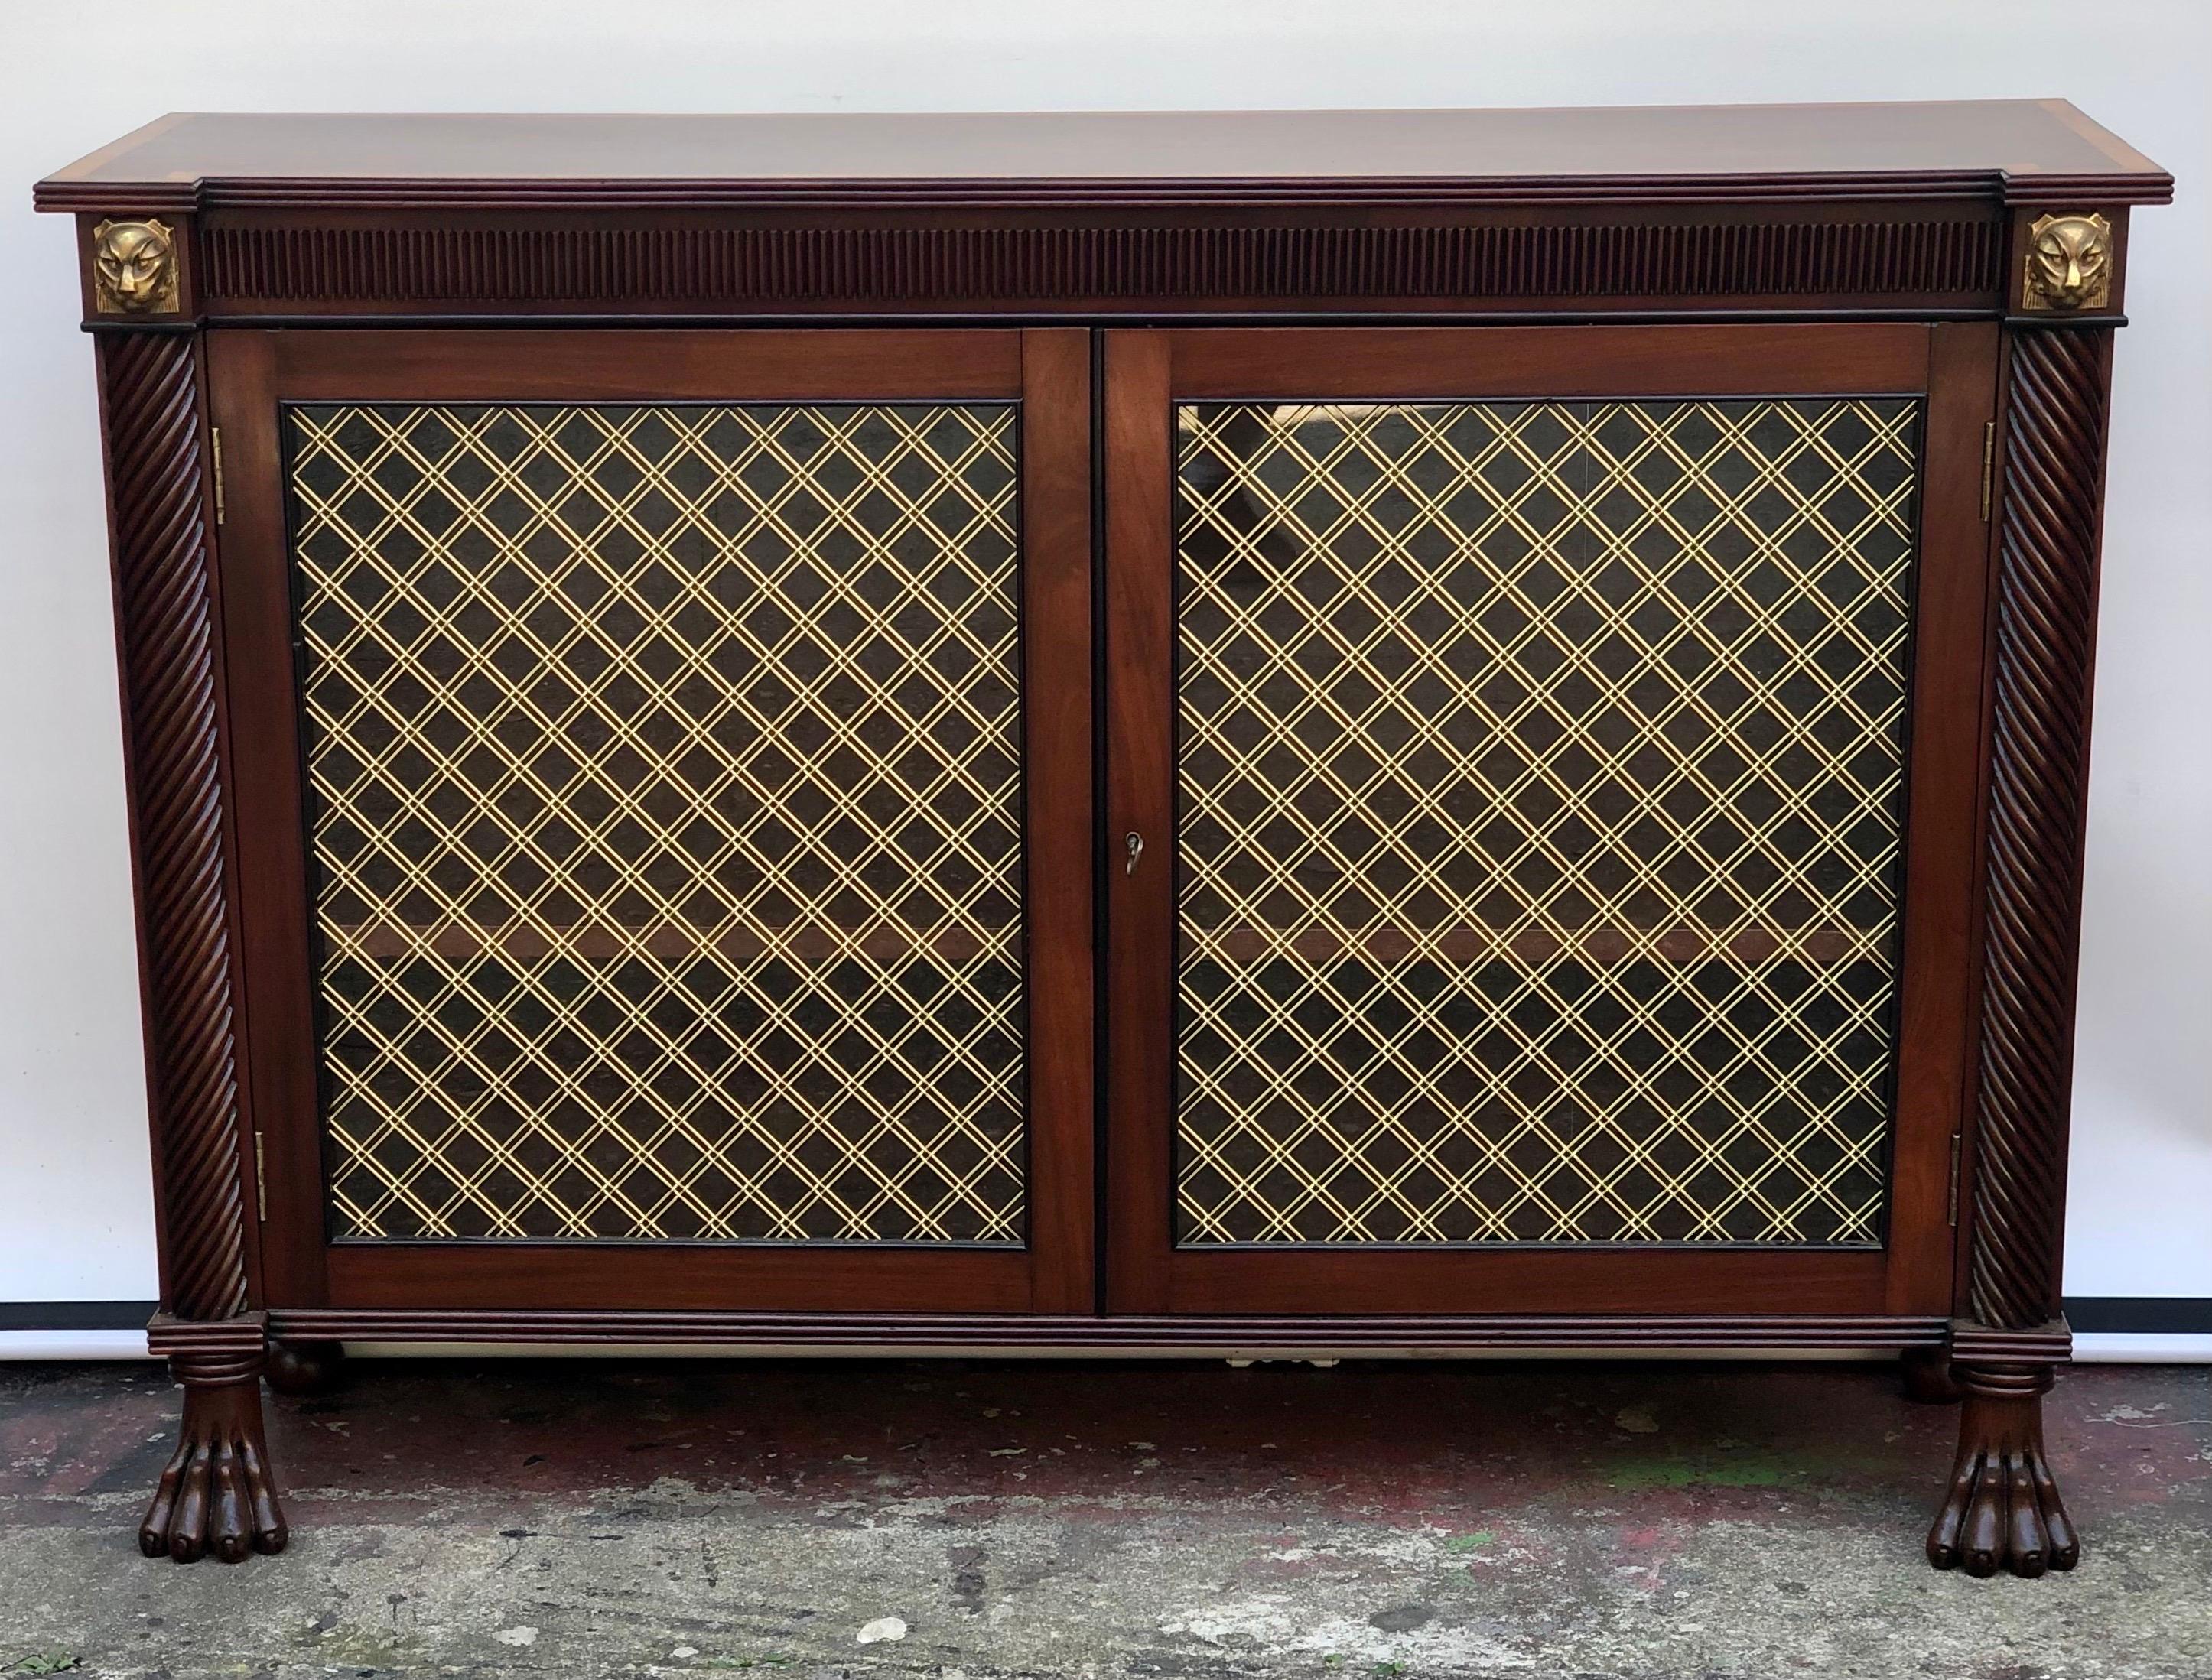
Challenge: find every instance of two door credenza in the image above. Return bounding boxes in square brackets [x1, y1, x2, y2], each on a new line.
[36, 102, 2168, 1575]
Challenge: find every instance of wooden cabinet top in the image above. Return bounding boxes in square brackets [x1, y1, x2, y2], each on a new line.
[36, 100, 2170, 213]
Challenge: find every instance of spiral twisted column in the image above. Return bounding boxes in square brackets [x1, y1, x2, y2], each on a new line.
[1966, 323, 2112, 1331]
[1924, 315, 2116, 1579]
[98, 330, 251, 1325]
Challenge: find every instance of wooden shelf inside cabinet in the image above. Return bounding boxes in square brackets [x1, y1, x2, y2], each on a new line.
[38, 99, 2165, 1577]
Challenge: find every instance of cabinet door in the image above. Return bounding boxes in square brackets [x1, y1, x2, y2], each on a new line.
[213, 330, 1091, 1314]
[1104, 325, 1994, 1317]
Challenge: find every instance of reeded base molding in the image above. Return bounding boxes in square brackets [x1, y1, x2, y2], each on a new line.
[1927, 1363, 2078, 1578]
[139, 1350, 287, 1565]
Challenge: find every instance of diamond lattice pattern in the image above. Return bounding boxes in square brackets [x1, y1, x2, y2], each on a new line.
[289, 402, 1026, 1242]
[1174, 398, 1920, 1245]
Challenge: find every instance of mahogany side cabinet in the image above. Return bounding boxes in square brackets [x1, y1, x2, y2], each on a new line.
[36, 102, 2170, 1575]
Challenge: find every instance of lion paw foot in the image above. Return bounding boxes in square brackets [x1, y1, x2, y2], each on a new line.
[139, 1371, 286, 1564]
[1926, 1365, 2077, 1579]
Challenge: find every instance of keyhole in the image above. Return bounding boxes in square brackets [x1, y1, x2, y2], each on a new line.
[1125, 831, 1145, 875]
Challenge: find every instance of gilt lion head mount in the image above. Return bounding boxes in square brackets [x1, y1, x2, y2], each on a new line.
[92, 218, 180, 315]
[2024, 213, 2113, 313]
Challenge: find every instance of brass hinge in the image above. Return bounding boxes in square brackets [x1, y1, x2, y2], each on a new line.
[1947, 1131, 1963, 1227]
[253, 1129, 267, 1223]
[1979, 421, 1996, 522]
[210, 426, 226, 526]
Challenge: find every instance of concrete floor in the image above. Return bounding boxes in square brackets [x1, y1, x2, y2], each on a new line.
[2, 1356, 2207, 1678]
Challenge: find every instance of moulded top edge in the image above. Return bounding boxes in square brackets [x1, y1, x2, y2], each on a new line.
[33, 102, 2176, 213]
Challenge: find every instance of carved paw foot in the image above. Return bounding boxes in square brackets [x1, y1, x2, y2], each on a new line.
[1927, 1364, 2077, 1578]
[140, 1357, 287, 1564]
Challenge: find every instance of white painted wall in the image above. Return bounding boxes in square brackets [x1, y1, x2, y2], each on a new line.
[1, 0, 2206, 1311]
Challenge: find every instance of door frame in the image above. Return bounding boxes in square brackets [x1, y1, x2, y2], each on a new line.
[209, 327, 1095, 1313]
[1102, 323, 1998, 1316]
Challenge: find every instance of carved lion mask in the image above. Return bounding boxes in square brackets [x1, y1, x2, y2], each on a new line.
[2028, 214, 2110, 310]
[93, 219, 177, 314]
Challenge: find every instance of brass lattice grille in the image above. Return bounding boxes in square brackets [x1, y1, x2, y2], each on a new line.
[1174, 398, 1920, 1245]
[288, 401, 1026, 1243]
